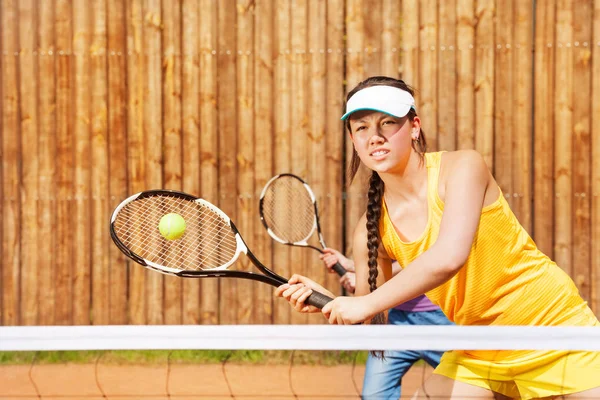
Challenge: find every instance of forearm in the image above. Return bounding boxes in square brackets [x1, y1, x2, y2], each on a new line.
[363, 246, 459, 316]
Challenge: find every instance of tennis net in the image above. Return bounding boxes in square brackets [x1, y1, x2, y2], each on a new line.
[1, 325, 599, 399]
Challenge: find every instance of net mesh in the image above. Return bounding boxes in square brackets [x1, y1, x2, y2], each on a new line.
[112, 194, 238, 271]
[261, 176, 317, 244]
[2, 325, 599, 399]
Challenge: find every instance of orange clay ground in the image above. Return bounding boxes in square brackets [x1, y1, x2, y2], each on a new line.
[0, 362, 434, 399]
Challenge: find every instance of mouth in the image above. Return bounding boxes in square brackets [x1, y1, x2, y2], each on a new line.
[370, 149, 390, 157]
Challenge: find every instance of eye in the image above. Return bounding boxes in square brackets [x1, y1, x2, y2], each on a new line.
[355, 125, 366, 132]
[383, 119, 397, 125]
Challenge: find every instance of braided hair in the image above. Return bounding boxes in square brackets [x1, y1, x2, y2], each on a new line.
[346, 77, 427, 327]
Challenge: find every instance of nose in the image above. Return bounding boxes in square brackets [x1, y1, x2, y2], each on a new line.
[368, 128, 385, 146]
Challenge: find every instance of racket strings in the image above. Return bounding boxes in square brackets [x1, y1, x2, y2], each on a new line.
[113, 195, 238, 271]
[262, 177, 317, 244]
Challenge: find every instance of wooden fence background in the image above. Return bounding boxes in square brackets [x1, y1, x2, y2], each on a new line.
[1, 0, 599, 326]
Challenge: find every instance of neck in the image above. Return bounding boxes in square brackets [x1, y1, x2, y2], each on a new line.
[379, 150, 427, 201]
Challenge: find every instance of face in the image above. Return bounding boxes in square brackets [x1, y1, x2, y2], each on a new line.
[348, 110, 420, 174]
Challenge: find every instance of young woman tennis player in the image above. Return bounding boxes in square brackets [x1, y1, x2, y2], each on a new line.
[275, 76, 600, 399]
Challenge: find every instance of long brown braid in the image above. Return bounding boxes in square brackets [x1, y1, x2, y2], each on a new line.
[346, 77, 428, 328]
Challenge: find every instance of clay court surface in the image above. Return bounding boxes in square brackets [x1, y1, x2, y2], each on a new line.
[0, 362, 433, 399]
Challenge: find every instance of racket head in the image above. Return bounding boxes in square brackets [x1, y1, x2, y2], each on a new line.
[110, 190, 246, 276]
[259, 173, 320, 246]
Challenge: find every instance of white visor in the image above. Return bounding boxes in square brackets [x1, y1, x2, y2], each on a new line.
[341, 85, 416, 121]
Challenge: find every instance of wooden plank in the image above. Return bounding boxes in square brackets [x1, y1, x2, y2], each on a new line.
[571, 0, 592, 301]
[456, 0, 474, 149]
[18, 0, 39, 325]
[362, 0, 382, 74]
[107, 0, 128, 325]
[438, 0, 456, 151]
[418, 0, 438, 151]
[90, 0, 110, 325]
[381, 0, 401, 77]
[72, 0, 91, 325]
[236, 0, 255, 324]
[554, 0, 574, 275]
[253, 0, 274, 324]
[1, 0, 22, 325]
[54, 0, 74, 326]
[181, 0, 201, 325]
[591, 0, 600, 315]
[198, 0, 219, 324]
[324, 0, 345, 295]
[162, 0, 183, 325]
[126, 0, 147, 324]
[143, 0, 164, 324]
[290, 0, 308, 325]
[402, 0, 419, 86]
[512, 0, 533, 233]
[474, 0, 494, 167]
[217, 0, 238, 324]
[306, 0, 328, 324]
[493, 0, 513, 209]
[273, 0, 292, 324]
[345, 0, 367, 270]
[533, 0, 555, 257]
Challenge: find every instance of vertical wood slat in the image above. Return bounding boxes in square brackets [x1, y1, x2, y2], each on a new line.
[474, 0, 494, 167]
[198, 0, 219, 324]
[345, 0, 367, 262]
[402, 0, 419, 86]
[381, 0, 401, 78]
[493, 0, 513, 208]
[162, 0, 183, 325]
[143, 0, 164, 325]
[533, 0, 555, 257]
[437, 0, 457, 151]
[289, 0, 308, 325]
[236, 0, 255, 324]
[253, 0, 274, 324]
[1, 0, 22, 326]
[456, 0, 475, 149]
[18, 0, 39, 325]
[273, 0, 292, 324]
[362, 0, 382, 75]
[324, 0, 345, 294]
[591, 0, 600, 315]
[554, 0, 574, 275]
[512, 1, 533, 232]
[72, 0, 91, 325]
[90, 0, 110, 325]
[181, 0, 201, 325]
[107, 0, 128, 325]
[418, 0, 438, 151]
[307, 0, 329, 322]
[54, 0, 74, 326]
[217, 0, 238, 324]
[572, 0, 593, 300]
[126, 0, 146, 324]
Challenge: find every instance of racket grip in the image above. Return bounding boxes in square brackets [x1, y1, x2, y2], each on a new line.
[305, 291, 334, 309]
[332, 262, 347, 277]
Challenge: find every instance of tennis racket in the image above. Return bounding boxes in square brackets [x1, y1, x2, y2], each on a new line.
[110, 189, 333, 309]
[259, 173, 347, 277]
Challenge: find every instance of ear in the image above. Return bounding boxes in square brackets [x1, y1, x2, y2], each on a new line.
[410, 116, 421, 140]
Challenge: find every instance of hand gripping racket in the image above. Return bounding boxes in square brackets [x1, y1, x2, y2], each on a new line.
[110, 189, 333, 309]
[259, 173, 347, 277]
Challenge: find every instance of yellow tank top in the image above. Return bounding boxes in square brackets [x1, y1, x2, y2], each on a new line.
[380, 151, 596, 327]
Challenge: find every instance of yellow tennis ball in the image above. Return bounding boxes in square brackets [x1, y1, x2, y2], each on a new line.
[159, 213, 186, 240]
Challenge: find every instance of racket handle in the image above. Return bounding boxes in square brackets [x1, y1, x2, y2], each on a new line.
[305, 290, 334, 309]
[332, 262, 347, 277]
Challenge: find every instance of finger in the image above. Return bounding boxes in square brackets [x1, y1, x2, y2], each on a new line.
[288, 274, 301, 284]
[274, 284, 290, 297]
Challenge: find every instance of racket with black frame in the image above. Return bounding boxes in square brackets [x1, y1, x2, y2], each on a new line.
[259, 173, 347, 277]
[110, 189, 333, 309]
